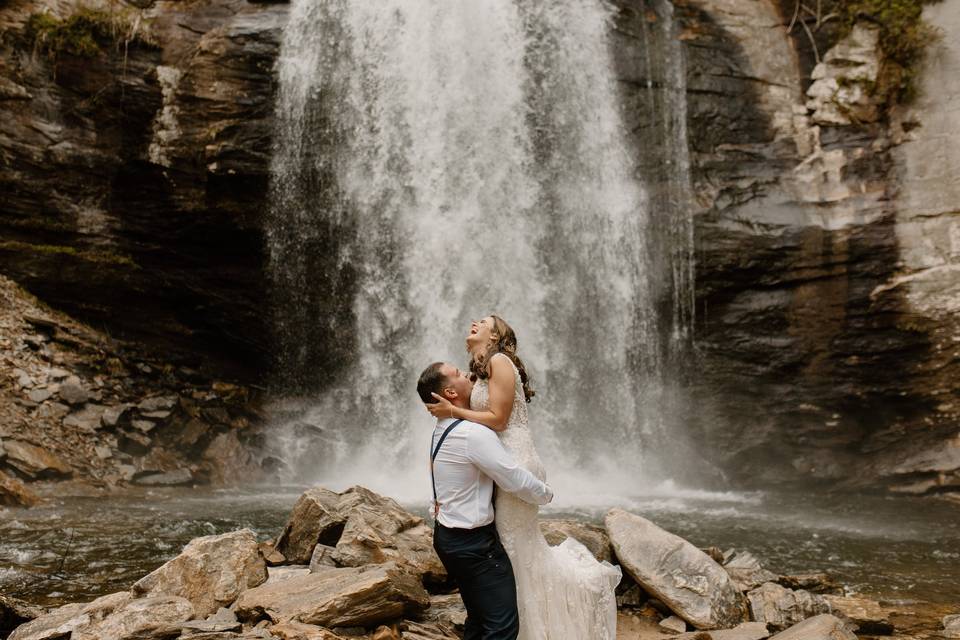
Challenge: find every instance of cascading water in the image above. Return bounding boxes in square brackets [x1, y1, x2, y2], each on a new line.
[266, 0, 688, 499]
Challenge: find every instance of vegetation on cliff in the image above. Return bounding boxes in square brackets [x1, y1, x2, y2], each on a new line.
[789, 0, 942, 105]
[838, 0, 942, 103]
[24, 3, 157, 62]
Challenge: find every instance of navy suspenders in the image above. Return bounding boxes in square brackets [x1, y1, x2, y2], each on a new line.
[431, 419, 464, 518]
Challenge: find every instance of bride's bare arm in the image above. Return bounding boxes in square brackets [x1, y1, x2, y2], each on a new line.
[427, 354, 514, 432]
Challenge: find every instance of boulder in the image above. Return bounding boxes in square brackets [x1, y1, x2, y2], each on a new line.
[605, 508, 745, 629]
[63, 404, 107, 433]
[539, 519, 614, 563]
[777, 574, 842, 595]
[101, 404, 130, 428]
[259, 541, 286, 566]
[767, 614, 856, 640]
[823, 594, 893, 635]
[331, 488, 445, 583]
[944, 614, 960, 638]
[72, 595, 194, 640]
[723, 551, 779, 592]
[2, 440, 72, 479]
[420, 594, 466, 630]
[0, 470, 40, 507]
[275, 487, 345, 564]
[675, 621, 770, 640]
[309, 544, 336, 572]
[180, 618, 243, 633]
[58, 381, 90, 405]
[266, 566, 312, 584]
[233, 563, 430, 628]
[0, 595, 43, 639]
[270, 621, 345, 639]
[27, 389, 53, 403]
[276, 486, 445, 583]
[660, 616, 688, 633]
[138, 396, 178, 412]
[9, 591, 132, 640]
[400, 621, 460, 639]
[133, 529, 268, 617]
[132, 469, 195, 486]
[747, 582, 831, 631]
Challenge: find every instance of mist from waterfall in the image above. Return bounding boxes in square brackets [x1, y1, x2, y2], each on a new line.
[266, 0, 692, 501]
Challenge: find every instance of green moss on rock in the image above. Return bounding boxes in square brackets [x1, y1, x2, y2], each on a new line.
[24, 5, 156, 61]
[836, 0, 942, 104]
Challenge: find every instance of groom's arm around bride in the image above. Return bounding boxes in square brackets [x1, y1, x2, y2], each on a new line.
[417, 362, 553, 640]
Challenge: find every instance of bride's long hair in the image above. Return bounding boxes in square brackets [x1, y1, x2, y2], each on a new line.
[469, 315, 536, 403]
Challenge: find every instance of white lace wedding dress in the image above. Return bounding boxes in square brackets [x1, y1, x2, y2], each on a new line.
[471, 354, 621, 639]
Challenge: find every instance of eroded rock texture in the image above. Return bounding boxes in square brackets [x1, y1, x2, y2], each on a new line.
[612, 0, 960, 491]
[0, 0, 286, 379]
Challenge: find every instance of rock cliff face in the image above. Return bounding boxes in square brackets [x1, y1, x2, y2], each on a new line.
[0, 0, 956, 492]
[0, 0, 284, 379]
[613, 0, 959, 492]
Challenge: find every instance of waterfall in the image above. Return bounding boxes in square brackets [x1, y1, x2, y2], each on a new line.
[267, 0, 684, 498]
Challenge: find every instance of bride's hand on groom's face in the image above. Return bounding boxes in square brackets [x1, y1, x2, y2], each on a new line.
[426, 393, 455, 419]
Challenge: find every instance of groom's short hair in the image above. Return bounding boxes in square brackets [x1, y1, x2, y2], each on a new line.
[417, 362, 449, 404]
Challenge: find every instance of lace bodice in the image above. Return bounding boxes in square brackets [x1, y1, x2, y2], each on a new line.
[469, 354, 544, 480]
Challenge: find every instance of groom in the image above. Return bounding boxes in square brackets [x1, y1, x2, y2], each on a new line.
[417, 362, 553, 640]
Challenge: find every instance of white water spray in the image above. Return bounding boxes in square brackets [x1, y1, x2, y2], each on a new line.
[267, 0, 671, 502]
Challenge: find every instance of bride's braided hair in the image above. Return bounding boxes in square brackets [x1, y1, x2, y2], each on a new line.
[469, 315, 535, 403]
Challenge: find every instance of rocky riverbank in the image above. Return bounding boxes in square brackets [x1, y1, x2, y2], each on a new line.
[2, 485, 956, 640]
[0, 275, 266, 506]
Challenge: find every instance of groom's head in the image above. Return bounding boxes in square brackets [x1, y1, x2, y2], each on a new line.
[417, 362, 473, 409]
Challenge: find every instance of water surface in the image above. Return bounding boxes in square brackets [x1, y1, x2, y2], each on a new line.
[1, 484, 957, 607]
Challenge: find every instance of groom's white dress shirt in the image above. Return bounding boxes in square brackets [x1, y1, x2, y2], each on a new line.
[431, 417, 553, 529]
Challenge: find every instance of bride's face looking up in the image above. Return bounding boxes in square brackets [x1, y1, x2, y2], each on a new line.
[466, 316, 498, 354]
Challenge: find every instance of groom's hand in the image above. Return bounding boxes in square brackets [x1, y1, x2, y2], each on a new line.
[427, 393, 455, 419]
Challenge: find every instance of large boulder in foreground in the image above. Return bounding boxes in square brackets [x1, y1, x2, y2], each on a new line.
[746, 582, 831, 630]
[234, 562, 429, 629]
[768, 614, 856, 640]
[71, 595, 194, 640]
[330, 487, 445, 583]
[275, 487, 346, 564]
[722, 551, 778, 592]
[605, 508, 746, 629]
[133, 529, 267, 617]
[276, 486, 445, 583]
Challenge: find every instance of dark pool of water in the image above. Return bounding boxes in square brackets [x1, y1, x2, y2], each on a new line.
[0, 484, 957, 607]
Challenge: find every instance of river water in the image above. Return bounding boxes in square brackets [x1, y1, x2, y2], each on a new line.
[1, 484, 957, 608]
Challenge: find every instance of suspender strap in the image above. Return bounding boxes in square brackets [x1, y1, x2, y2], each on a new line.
[431, 419, 464, 517]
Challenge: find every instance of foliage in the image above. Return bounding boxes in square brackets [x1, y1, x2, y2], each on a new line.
[789, 0, 942, 105]
[836, 0, 942, 104]
[24, 4, 155, 62]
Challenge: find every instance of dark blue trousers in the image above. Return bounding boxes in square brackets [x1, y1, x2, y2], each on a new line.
[433, 522, 519, 640]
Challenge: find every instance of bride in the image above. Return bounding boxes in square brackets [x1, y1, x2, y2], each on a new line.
[427, 315, 621, 639]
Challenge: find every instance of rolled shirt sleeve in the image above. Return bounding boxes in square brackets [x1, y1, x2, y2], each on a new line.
[465, 427, 553, 505]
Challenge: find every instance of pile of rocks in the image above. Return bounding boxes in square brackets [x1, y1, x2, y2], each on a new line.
[0, 275, 265, 506]
[4, 485, 921, 640]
